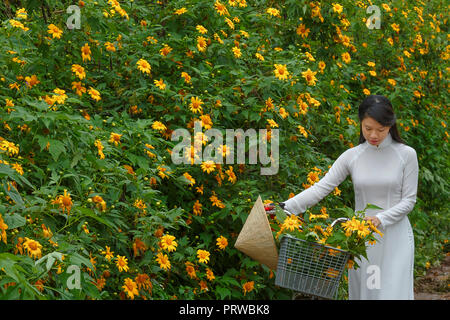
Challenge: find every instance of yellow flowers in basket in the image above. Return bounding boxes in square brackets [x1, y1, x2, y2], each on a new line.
[269, 203, 385, 269]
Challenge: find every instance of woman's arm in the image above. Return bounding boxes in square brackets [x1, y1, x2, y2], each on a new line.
[375, 147, 419, 228]
[283, 150, 351, 215]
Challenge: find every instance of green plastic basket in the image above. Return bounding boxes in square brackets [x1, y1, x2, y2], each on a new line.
[275, 234, 350, 300]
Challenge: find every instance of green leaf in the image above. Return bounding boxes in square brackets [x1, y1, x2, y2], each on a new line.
[2, 212, 26, 229]
[48, 139, 67, 162]
[216, 287, 231, 299]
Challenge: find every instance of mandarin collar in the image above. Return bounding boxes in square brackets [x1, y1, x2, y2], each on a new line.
[365, 132, 393, 150]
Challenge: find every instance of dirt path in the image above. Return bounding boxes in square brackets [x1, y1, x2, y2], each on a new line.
[414, 255, 450, 300]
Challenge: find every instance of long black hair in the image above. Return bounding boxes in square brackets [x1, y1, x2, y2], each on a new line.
[358, 95, 406, 145]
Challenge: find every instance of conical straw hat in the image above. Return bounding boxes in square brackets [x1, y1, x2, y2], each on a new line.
[234, 195, 279, 270]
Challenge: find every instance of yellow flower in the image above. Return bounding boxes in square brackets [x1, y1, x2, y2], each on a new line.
[201, 160, 216, 174]
[136, 58, 151, 74]
[197, 249, 210, 264]
[71, 64, 86, 80]
[72, 81, 86, 97]
[94, 140, 105, 159]
[342, 52, 351, 64]
[88, 87, 101, 101]
[363, 88, 371, 95]
[51, 189, 73, 215]
[267, 119, 278, 128]
[197, 36, 208, 52]
[160, 44, 172, 57]
[160, 234, 178, 252]
[181, 72, 191, 83]
[122, 278, 139, 300]
[189, 96, 204, 114]
[388, 79, 397, 87]
[9, 19, 29, 31]
[47, 24, 63, 39]
[266, 8, 280, 17]
[0, 215, 9, 244]
[214, 0, 229, 16]
[216, 236, 228, 250]
[156, 252, 171, 270]
[23, 237, 43, 259]
[232, 46, 242, 58]
[81, 43, 91, 61]
[174, 7, 188, 15]
[302, 68, 318, 86]
[152, 121, 167, 131]
[15, 8, 28, 19]
[109, 132, 122, 146]
[273, 64, 289, 81]
[242, 281, 254, 296]
[210, 193, 225, 208]
[324, 268, 340, 278]
[183, 172, 196, 186]
[154, 79, 166, 90]
[196, 25, 208, 34]
[297, 125, 308, 138]
[185, 262, 197, 279]
[255, 53, 264, 61]
[206, 268, 215, 281]
[332, 3, 343, 14]
[193, 200, 203, 216]
[391, 23, 400, 33]
[101, 246, 114, 261]
[282, 215, 302, 231]
[307, 171, 320, 185]
[296, 23, 310, 38]
[116, 255, 129, 272]
[104, 41, 116, 52]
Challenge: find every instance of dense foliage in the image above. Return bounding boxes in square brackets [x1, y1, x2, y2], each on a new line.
[0, 0, 448, 299]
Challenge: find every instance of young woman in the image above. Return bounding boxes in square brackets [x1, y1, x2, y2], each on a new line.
[279, 95, 419, 299]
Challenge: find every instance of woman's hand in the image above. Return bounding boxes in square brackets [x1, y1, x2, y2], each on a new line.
[364, 216, 381, 228]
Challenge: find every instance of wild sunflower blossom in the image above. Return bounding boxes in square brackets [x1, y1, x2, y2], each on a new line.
[302, 68, 318, 86]
[81, 43, 92, 61]
[0, 214, 8, 244]
[197, 36, 208, 52]
[109, 132, 122, 146]
[266, 8, 281, 17]
[189, 96, 204, 114]
[156, 252, 171, 270]
[242, 281, 254, 296]
[282, 215, 302, 231]
[101, 246, 115, 261]
[116, 255, 129, 272]
[232, 46, 242, 58]
[216, 235, 228, 250]
[214, 0, 229, 16]
[88, 87, 101, 101]
[122, 278, 139, 300]
[154, 79, 166, 90]
[201, 160, 216, 174]
[51, 189, 73, 215]
[23, 237, 43, 259]
[273, 64, 289, 80]
[47, 24, 63, 39]
[152, 121, 167, 131]
[197, 249, 210, 264]
[71, 64, 86, 80]
[160, 234, 178, 252]
[136, 58, 151, 74]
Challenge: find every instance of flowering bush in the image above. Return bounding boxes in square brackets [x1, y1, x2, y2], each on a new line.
[0, 0, 447, 300]
[270, 203, 384, 269]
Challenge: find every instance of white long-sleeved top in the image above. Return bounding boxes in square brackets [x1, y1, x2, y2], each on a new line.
[283, 132, 419, 299]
